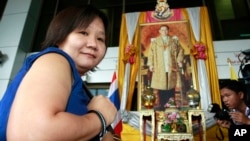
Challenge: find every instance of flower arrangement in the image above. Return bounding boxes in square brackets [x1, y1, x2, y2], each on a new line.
[164, 97, 176, 108]
[165, 111, 182, 124]
[123, 44, 137, 64]
[161, 111, 186, 133]
[190, 43, 207, 60]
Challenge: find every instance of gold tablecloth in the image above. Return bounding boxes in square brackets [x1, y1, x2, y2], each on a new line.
[121, 123, 229, 141]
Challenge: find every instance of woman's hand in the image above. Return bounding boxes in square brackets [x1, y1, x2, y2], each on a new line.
[88, 95, 117, 126]
[101, 132, 121, 141]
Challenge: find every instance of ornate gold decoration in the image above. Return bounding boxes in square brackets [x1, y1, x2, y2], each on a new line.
[186, 86, 200, 109]
[141, 86, 156, 109]
[153, 0, 172, 20]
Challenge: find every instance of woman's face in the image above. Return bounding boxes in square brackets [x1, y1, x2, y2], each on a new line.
[58, 17, 107, 75]
[220, 88, 243, 110]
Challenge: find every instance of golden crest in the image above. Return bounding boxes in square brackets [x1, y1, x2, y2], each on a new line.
[153, 0, 172, 20]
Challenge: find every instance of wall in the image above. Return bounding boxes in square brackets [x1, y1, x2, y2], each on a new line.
[0, 0, 42, 99]
[82, 47, 119, 83]
[214, 39, 250, 79]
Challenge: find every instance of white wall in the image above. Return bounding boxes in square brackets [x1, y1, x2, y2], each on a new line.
[0, 0, 42, 100]
[0, 0, 32, 99]
[82, 47, 119, 83]
[214, 39, 250, 79]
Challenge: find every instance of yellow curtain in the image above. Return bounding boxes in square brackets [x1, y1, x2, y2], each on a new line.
[118, 12, 146, 110]
[201, 7, 222, 106]
[182, 7, 222, 106]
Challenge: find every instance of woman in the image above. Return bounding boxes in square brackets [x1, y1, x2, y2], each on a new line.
[0, 5, 117, 141]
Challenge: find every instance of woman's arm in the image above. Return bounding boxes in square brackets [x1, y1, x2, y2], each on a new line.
[7, 53, 116, 141]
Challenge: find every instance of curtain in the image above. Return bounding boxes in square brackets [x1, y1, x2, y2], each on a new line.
[200, 7, 221, 106]
[118, 12, 146, 110]
[182, 6, 222, 106]
[186, 7, 212, 111]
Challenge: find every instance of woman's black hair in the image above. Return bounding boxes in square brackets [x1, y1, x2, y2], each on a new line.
[40, 5, 109, 72]
[41, 5, 109, 49]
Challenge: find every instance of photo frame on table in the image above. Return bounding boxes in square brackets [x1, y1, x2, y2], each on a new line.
[138, 20, 197, 111]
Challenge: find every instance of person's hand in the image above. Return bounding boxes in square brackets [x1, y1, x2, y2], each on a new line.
[149, 66, 154, 72]
[101, 132, 115, 141]
[101, 132, 121, 141]
[88, 95, 117, 126]
[230, 111, 249, 124]
[216, 119, 231, 128]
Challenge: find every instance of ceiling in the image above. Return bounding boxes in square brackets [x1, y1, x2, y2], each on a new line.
[32, 0, 250, 51]
[57, 0, 204, 12]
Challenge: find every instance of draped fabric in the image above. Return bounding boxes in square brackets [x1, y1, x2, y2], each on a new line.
[118, 13, 146, 110]
[228, 60, 238, 80]
[186, 7, 200, 41]
[200, 7, 221, 106]
[182, 7, 222, 106]
[120, 12, 140, 112]
[120, 64, 130, 111]
[186, 7, 212, 111]
[197, 59, 212, 110]
[118, 6, 222, 111]
[125, 12, 140, 44]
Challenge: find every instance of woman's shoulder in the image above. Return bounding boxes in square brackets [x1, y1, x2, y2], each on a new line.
[27, 47, 74, 65]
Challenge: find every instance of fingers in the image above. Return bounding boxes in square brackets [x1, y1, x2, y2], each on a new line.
[149, 66, 154, 72]
[230, 112, 247, 124]
[216, 120, 230, 128]
[88, 95, 117, 125]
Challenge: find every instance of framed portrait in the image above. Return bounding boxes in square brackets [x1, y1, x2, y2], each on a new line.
[138, 20, 197, 111]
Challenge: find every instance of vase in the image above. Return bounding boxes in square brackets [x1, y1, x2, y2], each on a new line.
[141, 86, 156, 109]
[162, 123, 171, 133]
[187, 85, 200, 109]
[177, 123, 187, 132]
[171, 122, 178, 133]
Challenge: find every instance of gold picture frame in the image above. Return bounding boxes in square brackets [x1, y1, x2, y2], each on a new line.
[138, 20, 197, 111]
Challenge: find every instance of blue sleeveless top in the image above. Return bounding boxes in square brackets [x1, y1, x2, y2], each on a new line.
[0, 47, 98, 140]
